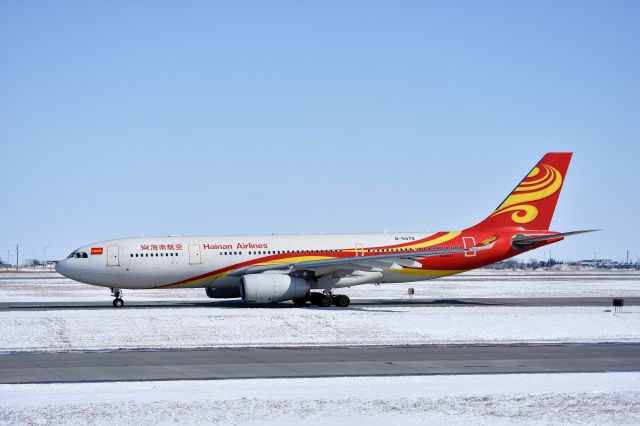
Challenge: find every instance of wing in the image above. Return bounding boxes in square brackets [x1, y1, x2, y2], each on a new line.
[229, 245, 487, 278]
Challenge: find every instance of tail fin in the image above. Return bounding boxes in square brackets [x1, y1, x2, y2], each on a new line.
[468, 152, 573, 231]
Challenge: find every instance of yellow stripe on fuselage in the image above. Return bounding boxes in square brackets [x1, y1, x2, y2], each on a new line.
[161, 256, 337, 288]
[400, 231, 461, 250]
[162, 271, 229, 288]
[255, 255, 335, 266]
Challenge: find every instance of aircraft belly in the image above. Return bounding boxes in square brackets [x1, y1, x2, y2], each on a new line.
[382, 269, 464, 283]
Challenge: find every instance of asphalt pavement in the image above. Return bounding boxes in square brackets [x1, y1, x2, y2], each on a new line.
[0, 297, 637, 311]
[2, 343, 638, 384]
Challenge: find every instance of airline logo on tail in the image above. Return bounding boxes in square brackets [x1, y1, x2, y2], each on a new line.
[491, 164, 563, 224]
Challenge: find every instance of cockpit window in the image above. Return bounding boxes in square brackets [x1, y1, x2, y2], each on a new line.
[68, 250, 88, 259]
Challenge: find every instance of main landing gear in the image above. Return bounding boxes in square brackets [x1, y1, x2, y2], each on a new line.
[294, 292, 351, 308]
[332, 294, 351, 308]
[111, 288, 124, 308]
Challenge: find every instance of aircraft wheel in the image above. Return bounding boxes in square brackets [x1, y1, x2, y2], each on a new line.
[113, 298, 124, 308]
[292, 297, 307, 306]
[317, 294, 332, 308]
[334, 294, 350, 307]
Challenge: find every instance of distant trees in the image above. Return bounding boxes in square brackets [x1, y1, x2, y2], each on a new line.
[485, 258, 564, 270]
[24, 258, 43, 267]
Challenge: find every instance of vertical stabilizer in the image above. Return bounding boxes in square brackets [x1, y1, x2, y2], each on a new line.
[468, 152, 573, 231]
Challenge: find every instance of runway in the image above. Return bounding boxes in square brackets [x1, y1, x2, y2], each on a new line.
[0, 297, 637, 311]
[2, 343, 639, 384]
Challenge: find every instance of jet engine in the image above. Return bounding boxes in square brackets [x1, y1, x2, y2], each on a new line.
[241, 274, 310, 303]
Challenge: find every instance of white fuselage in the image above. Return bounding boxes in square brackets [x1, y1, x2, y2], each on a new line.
[55, 232, 459, 291]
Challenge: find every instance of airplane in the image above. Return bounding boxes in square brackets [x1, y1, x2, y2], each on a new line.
[56, 152, 597, 308]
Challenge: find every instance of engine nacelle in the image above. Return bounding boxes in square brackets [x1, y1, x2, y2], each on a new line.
[205, 286, 241, 299]
[241, 274, 310, 303]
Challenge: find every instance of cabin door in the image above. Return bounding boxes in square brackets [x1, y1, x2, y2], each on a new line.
[462, 237, 476, 257]
[188, 244, 202, 265]
[107, 246, 120, 266]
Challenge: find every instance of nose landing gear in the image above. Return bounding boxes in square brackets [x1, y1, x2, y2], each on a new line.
[111, 288, 124, 308]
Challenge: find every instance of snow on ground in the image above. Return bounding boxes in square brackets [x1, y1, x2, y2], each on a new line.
[0, 270, 638, 303]
[0, 373, 638, 425]
[346, 270, 640, 299]
[2, 305, 639, 352]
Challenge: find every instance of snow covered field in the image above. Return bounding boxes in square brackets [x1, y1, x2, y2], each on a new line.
[0, 373, 638, 425]
[1, 271, 639, 424]
[2, 305, 639, 352]
[1, 270, 638, 352]
[0, 270, 639, 302]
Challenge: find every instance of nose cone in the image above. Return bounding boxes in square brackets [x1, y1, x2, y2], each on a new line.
[55, 259, 68, 277]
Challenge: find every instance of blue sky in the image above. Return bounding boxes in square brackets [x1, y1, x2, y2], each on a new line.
[1, 1, 638, 263]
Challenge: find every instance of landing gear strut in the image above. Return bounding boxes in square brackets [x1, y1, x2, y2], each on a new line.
[111, 288, 124, 308]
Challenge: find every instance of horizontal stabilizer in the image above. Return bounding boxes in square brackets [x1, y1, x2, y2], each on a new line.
[512, 229, 600, 249]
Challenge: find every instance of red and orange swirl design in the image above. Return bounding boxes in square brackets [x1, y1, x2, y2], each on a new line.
[491, 164, 563, 224]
